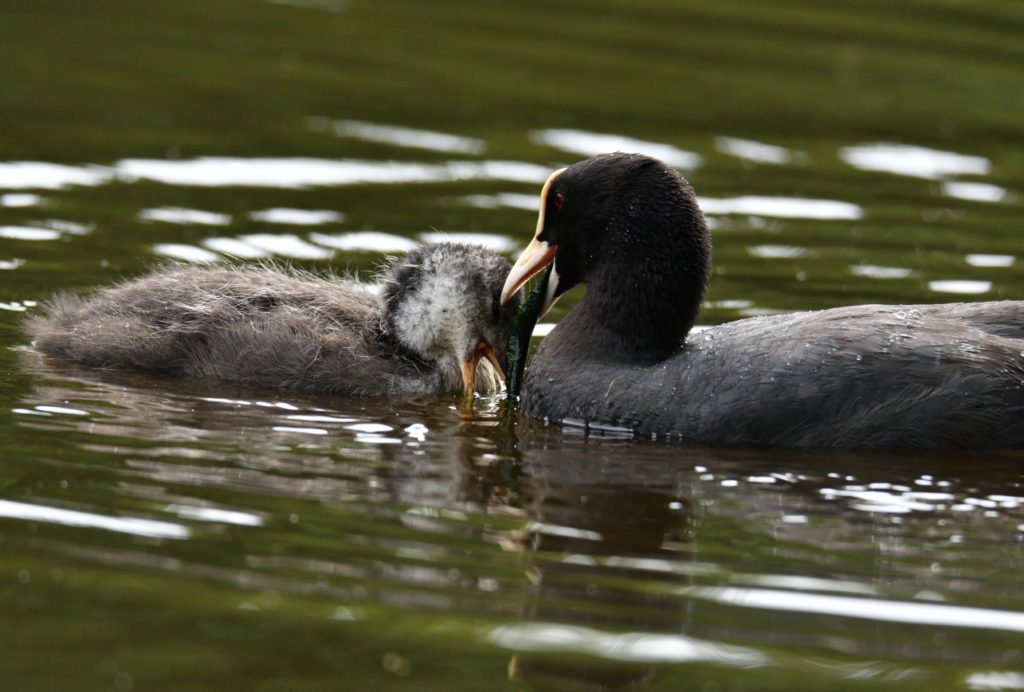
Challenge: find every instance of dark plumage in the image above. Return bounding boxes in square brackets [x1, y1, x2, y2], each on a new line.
[501, 153, 1024, 450]
[26, 243, 522, 397]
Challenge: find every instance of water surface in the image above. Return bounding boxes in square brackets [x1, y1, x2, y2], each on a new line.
[3, 1, 1024, 690]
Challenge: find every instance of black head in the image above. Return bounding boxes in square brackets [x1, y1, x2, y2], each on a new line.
[502, 153, 711, 362]
[540, 153, 710, 302]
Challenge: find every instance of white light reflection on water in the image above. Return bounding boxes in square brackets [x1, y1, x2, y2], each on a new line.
[2, 157, 550, 190]
[152, 243, 220, 263]
[165, 504, 263, 527]
[599, 555, 717, 577]
[419, 231, 518, 253]
[459, 192, 538, 211]
[257, 400, 298, 410]
[345, 422, 394, 434]
[236, 233, 333, 259]
[0, 226, 62, 241]
[490, 622, 769, 666]
[37, 219, 93, 235]
[821, 487, 940, 514]
[688, 586, 1024, 634]
[530, 129, 702, 169]
[199, 396, 254, 406]
[0, 161, 110, 189]
[839, 143, 991, 179]
[139, 207, 232, 226]
[706, 299, 755, 310]
[308, 231, 418, 253]
[285, 414, 358, 424]
[0, 193, 44, 207]
[525, 521, 602, 541]
[34, 404, 87, 415]
[699, 196, 863, 220]
[748, 245, 807, 259]
[0, 300, 35, 312]
[354, 433, 402, 445]
[345, 421, 401, 444]
[967, 671, 1024, 690]
[0, 499, 190, 539]
[928, 280, 992, 295]
[404, 422, 428, 441]
[848, 264, 915, 279]
[270, 425, 330, 435]
[200, 237, 271, 258]
[739, 574, 878, 596]
[320, 119, 486, 155]
[115, 157, 550, 187]
[715, 136, 800, 165]
[249, 208, 345, 225]
[943, 181, 1009, 203]
[966, 254, 1015, 268]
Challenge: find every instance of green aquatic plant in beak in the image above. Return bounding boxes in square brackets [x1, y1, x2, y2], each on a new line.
[504, 263, 553, 402]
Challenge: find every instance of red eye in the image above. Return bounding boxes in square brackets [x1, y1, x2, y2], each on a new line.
[553, 192, 564, 210]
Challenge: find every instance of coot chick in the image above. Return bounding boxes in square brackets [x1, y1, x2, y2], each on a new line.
[500, 153, 1024, 450]
[27, 243, 522, 397]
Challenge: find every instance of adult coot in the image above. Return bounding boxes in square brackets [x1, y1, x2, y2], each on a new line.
[27, 243, 522, 397]
[500, 153, 1024, 449]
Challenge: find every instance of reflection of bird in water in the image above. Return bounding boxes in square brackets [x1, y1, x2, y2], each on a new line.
[26, 243, 522, 397]
[502, 152, 1024, 449]
[485, 439, 693, 691]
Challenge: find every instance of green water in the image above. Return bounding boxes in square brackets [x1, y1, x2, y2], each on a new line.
[3, 1, 1024, 690]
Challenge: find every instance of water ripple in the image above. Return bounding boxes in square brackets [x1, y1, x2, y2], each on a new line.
[318, 118, 486, 155]
[689, 586, 1024, 634]
[490, 622, 769, 665]
[840, 143, 990, 179]
[0, 499, 189, 539]
[530, 128, 701, 169]
[115, 157, 551, 188]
